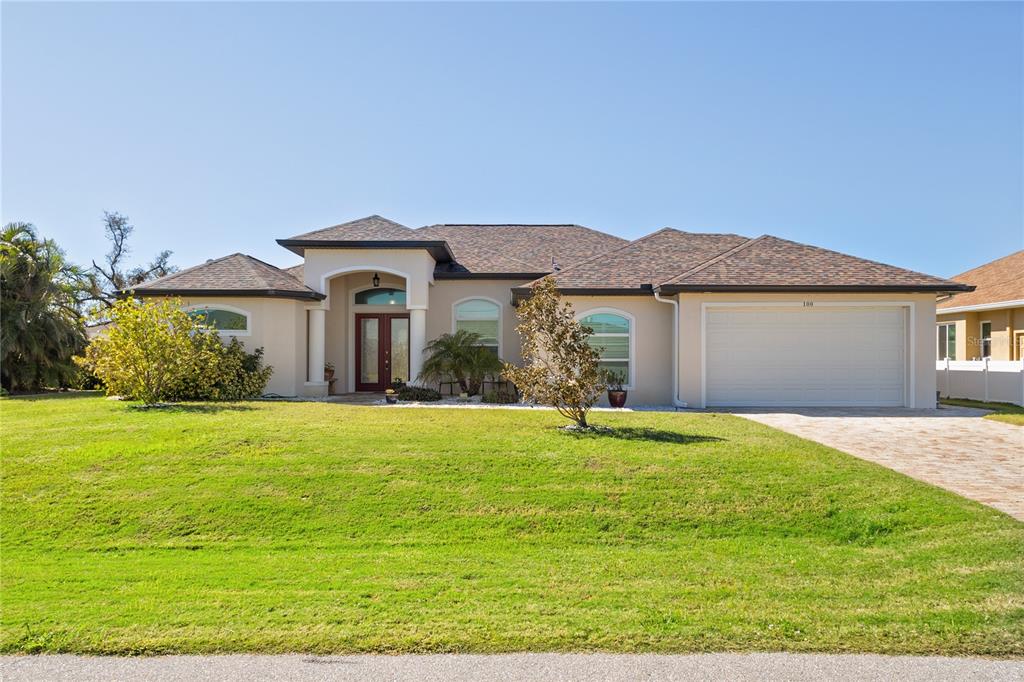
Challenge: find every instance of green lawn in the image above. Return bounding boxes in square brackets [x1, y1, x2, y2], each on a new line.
[2, 395, 1022, 657]
[942, 398, 1024, 426]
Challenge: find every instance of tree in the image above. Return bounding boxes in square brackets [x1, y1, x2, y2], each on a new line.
[0, 223, 90, 392]
[418, 329, 503, 395]
[502, 276, 607, 429]
[88, 211, 176, 312]
[76, 297, 273, 404]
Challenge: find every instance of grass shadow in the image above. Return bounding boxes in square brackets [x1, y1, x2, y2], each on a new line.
[567, 426, 725, 445]
[127, 403, 257, 414]
[4, 390, 103, 401]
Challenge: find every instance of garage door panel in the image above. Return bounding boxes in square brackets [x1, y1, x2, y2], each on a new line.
[705, 306, 906, 407]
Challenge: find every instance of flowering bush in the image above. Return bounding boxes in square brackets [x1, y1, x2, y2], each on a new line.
[76, 297, 272, 404]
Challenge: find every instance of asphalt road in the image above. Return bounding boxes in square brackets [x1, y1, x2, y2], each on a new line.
[3, 653, 1022, 681]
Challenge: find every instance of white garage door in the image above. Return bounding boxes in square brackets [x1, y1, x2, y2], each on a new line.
[705, 306, 906, 407]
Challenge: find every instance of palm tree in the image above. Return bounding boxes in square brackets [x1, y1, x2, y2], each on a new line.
[0, 223, 89, 392]
[418, 329, 503, 395]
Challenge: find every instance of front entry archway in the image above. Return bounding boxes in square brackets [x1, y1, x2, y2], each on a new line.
[355, 313, 410, 391]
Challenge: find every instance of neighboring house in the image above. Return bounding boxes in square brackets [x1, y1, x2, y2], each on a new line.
[935, 250, 1024, 362]
[131, 215, 969, 408]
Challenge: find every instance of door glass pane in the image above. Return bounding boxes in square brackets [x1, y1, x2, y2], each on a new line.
[360, 318, 379, 384]
[390, 318, 409, 384]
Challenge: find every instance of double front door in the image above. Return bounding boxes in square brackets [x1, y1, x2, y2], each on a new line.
[355, 313, 410, 391]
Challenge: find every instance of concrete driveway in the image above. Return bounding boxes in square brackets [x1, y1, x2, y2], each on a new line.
[733, 406, 1023, 520]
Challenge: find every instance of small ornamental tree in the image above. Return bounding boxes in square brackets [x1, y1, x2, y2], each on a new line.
[419, 329, 503, 395]
[76, 297, 272, 404]
[503, 276, 606, 429]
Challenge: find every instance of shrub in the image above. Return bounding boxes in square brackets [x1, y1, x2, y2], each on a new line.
[166, 338, 273, 402]
[502, 276, 606, 429]
[418, 330, 503, 395]
[76, 298, 272, 404]
[481, 389, 518, 404]
[396, 385, 442, 402]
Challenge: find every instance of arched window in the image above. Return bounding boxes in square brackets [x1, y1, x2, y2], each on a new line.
[454, 298, 500, 355]
[579, 311, 632, 387]
[354, 288, 406, 306]
[186, 306, 250, 335]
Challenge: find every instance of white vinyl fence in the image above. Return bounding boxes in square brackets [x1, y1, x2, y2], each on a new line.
[937, 359, 1024, 406]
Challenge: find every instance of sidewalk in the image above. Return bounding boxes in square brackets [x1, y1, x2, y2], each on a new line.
[4, 653, 1022, 682]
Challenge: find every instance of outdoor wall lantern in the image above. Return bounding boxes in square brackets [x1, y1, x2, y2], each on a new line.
[372, 272, 380, 288]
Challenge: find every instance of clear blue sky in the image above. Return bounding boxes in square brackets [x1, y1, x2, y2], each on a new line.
[3, 2, 1021, 277]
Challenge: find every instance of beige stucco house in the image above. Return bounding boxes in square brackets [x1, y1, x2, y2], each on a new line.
[132, 215, 969, 408]
[935, 250, 1024, 362]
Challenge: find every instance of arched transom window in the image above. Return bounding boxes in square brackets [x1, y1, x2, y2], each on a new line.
[186, 306, 249, 334]
[580, 311, 632, 386]
[454, 298, 500, 355]
[354, 288, 406, 306]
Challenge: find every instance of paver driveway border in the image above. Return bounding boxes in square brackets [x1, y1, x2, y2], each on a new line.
[729, 406, 1023, 521]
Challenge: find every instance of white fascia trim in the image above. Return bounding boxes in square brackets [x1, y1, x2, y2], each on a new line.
[700, 301, 917, 409]
[937, 299, 1024, 315]
[452, 296, 504, 358]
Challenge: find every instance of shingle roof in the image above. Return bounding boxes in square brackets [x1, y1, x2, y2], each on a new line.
[937, 250, 1024, 309]
[264, 214, 971, 294]
[284, 263, 304, 282]
[660, 235, 970, 292]
[278, 215, 454, 261]
[538, 229, 748, 289]
[131, 253, 324, 301]
[416, 224, 628, 275]
[286, 215, 420, 241]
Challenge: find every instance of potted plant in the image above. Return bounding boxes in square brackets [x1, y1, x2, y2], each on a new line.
[391, 377, 405, 391]
[606, 371, 627, 408]
[324, 361, 335, 382]
[384, 388, 398, 404]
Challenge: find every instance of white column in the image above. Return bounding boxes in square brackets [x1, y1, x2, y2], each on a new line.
[308, 308, 326, 384]
[409, 308, 427, 385]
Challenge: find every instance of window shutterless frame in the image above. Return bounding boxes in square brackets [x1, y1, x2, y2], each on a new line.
[183, 303, 251, 337]
[937, 322, 956, 361]
[980, 320, 992, 359]
[576, 308, 635, 389]
[452, 297, 502, 357]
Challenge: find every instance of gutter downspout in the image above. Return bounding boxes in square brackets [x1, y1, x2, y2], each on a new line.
[654, 290, 688, 408]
